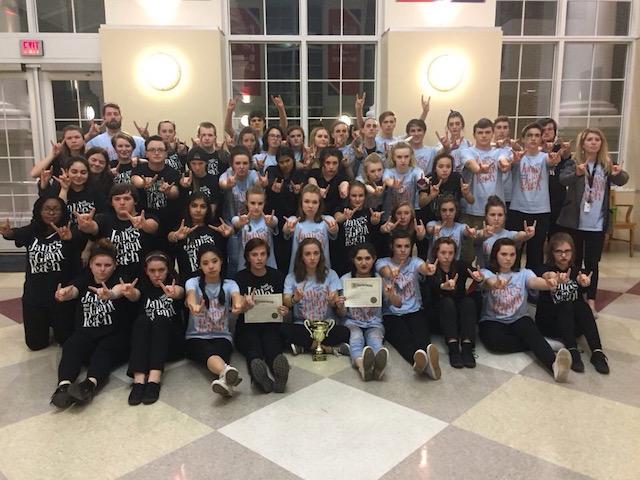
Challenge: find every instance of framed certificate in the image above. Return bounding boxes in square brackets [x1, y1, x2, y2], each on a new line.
[245, 294, 284, 323]
[344, 277, 382, 308]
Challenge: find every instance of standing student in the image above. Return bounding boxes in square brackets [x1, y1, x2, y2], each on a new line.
[0, 195, 80, 350]
[194, 122, 228, 177]
[473, 238, 572, 382]
[336, 243, 393, 381]
[506, 122, 560, 271]
[179, 148, 222, 217]
[438, 110, 472, 172]
[128, 252, 185, 405]
[383, 142, 426, 213]
[31, 125, 86, 185]
[157, 119, 189, 173]
[330, 120, 356, 178]
[86, 147, 114, 198]
[536, 233, 609, 374]
[376, 111, 403, 151]
[283, 184, 339, 273]
[238, 126, 261, 157]
[425, 237, 476, 368]
[50, 240, 140, 408]
[376, 232, 441, 379]
[253, 126, 284, 174]
[235, 239, 290, 393]
[285, 125, 306, 162]
[357, 153, 386, 212]
[282, 238, 350, 355]
[86, 103, 146, 160]
[557, 128, 629, 315]
[184, 244, 244, 397]
[493, 116, 514, 207]
[407, 119, 438, 176]
[307, 147, 350, 216]
[110, 132, 138, 184]
[302, 126, 330, 170]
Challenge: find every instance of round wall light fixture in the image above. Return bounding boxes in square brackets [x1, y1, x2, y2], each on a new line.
[428, 54, 465, 92]
[142, 53, 182, 91]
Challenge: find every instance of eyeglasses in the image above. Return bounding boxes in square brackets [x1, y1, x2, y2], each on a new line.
[553, 249, 572, 256]
[147, 148, 166, 154]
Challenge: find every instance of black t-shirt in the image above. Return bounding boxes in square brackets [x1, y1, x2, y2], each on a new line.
[424, 172, 464, 221]
[175, 225, 227, 283]
[200, 150, 228, 177]
[43, 183, 107, 227]
[12, 224, 83, 303]
[165, 148, 188, 174]
[265, 165, 307, 221]
[234, 267, 285, 327]
[95, 212, 156, 279]
[309, 168, 348, 216]
[332, 208, 379, 277]
[71, 270, 133, 338]
[537, 265, 583, 306]
[110, 160, 134, 184]
[137, 279, 183, 323]
[425, 260, 469, 303]
[179, 173, 223, 209]
[132, 163, 181, 211]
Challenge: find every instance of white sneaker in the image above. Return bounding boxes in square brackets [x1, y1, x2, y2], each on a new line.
[211, 378, 231, 397]
[552, 348, 572, 383]
[359, 346, 375, 381]
[373, 347, 389, 380]
[222, 365, 242, 387]
[413, 349, 428, 373]
[425, 344, 441, 380]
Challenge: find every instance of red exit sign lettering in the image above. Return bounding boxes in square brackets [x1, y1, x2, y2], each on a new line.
[20, 39, 44, 56]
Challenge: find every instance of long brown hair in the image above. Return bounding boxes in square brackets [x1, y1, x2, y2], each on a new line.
[293, 238, 327, 283]
[297, 184, 324, 222]
[488, 237, 519, 274]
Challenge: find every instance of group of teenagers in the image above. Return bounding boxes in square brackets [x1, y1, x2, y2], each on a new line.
[0, 95, 628, 409]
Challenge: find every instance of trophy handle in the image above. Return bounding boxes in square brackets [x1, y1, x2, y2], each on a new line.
[303, 319, 312, 335]
[326, 318, 335, 334]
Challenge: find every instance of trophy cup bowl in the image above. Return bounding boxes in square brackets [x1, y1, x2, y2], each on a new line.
[303, 318, 336, 361]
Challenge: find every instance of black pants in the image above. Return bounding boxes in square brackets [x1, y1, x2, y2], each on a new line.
[383, 310, 431, 365]
[236, 322, 284, 372]
[58, 330, 130, 386]
[274, 234, 293, 273]
[507, 210, 550, 271]
[128, 315, 176, 375]
[535, 299, 602, 352]
[566, 228, 605, 300]
[23, 298, 75, 351]
[479, 316, 555, 371]
[428, 297, 477, 343]
[185, 337, 233, 365]
[281, 322, 350, 349]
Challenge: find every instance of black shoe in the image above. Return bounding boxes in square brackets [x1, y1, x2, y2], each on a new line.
[50, 384, 74, 409]
[128, 383, 145, 405]
[272, 354, 290, 393]
[590, 350, 610, 374]
[250, 358, 274, 393]
[569, 348, 585, 373]
[142, 382, 161, 405]
[461, 342, 476, 368]
[67, 379, 96, 404]
[448, 342, 463, 369]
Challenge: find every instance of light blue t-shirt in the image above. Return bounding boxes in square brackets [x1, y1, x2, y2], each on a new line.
[578, 162, 606, 232]
[510, 151, 550, 214]
[340, 272, 384, 329]
[382, 166, 424, 210]
[426, 221, 466, 260]
[375, 257, 425, 315]
[219, 167, 259, 221]
[375, 134, 404, 153]
[252, 152, 277, 174]
[286, 216, 338, 272]
[437, 138, 472, 173]
[184, 278, 240, 342]
[460, 146, 505, 216]
[480, 229, 518, 268]
[232, 215, 278, 270]
[284, 270, 342, 323]
[479, 268, 536, 324]
[87, 132, 146, 161]
[414, 146, 439, 176]
[495, 145, 513, 202]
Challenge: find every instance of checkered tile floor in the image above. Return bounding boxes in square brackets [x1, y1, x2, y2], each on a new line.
[0, 246, 638, 480]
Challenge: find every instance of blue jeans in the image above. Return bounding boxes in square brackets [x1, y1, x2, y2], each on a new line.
[347, 325, 385, 361]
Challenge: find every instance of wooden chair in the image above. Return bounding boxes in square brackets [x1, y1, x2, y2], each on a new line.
[605, 190, 636, 257]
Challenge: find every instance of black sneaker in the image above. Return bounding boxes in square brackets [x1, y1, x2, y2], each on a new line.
[50, 384, 74, 409]
[128, 383, 146, 406]
[272, 354, 290, 393]
[569, 348, 585, 373]
[461, 342, 476, 369]
[448, 342, 463, 369]
[250, 358, 273, 393]
[590, 350, 610, 374]
[68, 378, 96, 404]
[142, 382, 161, 405]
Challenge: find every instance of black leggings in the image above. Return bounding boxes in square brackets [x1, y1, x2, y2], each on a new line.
[22, 298, 75, 351]
[429, 296, 477, 343]
[58, 330, 130, 386]
[535, 299, 602, 352]
[236, 322, 284, 372]
[128, 315, 184, 375]
[507, 210, 550, 271]
[185, 337, 233, 365]
[281, 322, 350, 349]
[479, 316, 555, 371]
[566, 228, 605, 300]
[383, 310, 431, 365]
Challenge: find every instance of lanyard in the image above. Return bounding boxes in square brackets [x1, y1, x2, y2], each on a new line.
[585, 163, 597, 202]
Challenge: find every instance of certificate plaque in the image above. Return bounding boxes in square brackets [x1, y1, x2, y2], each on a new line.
[344, 277, 382, 308]
[245, 294, 283, 323]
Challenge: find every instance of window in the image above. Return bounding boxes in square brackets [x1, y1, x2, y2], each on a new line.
[0, 78, 37, 221]
[0, 0, 28, 32]
[559, 43, 627, 159]
[51, 80, 104, 138]
[499, 43, 555, 134]
[566, 1, 631, 36]
[229, 0, 299, 35]
[496, 1, 558, 36]
[36, 0, 104, 33]
[308, 0, 376, 35]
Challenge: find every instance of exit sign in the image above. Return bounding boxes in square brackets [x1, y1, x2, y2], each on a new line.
[20, 39, 44, 56]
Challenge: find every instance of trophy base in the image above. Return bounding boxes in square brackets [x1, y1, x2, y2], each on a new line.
[311, 352, 328, 362]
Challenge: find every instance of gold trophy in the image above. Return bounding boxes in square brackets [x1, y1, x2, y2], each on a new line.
[303, 319, 336, 361]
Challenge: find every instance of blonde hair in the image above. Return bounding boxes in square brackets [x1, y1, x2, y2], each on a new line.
[574, 128, 611, 174]
[309, 126, 330, 148]
[388, 141, 416, 168]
